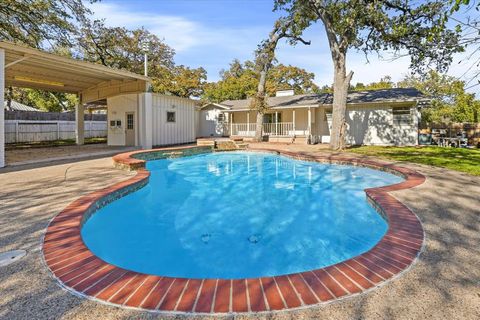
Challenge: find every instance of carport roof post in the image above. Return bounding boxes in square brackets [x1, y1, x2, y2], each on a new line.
[0, 48, 5, 168]
[0, 41, 151, 166]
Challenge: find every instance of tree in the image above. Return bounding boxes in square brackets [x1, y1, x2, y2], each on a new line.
[152, 65, 207, 98]
[398, 70, 480, 123]
[351, 76, 394, 91]
[203, 60, 319, 103]
[267, 64, 320, 94]
[450, 0, 480, 89]
[0, 0, 93, 49]
[275, 0, 462, 150]
[77, 20, 175, 73]
[10, 89, 78, 112]
[251, 18, 311, 141]
[77, 20, 206, 98]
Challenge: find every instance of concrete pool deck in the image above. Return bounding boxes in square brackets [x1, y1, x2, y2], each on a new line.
[0, 143, 479, 319]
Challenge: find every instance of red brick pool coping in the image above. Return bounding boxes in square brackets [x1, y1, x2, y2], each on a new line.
[43, 146, 426, 315]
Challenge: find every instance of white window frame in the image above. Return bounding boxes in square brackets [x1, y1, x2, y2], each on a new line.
[392, 107, 412, 126]
[166, 111, 176, 123]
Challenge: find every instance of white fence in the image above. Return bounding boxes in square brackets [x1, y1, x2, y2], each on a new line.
[5, 120, 107, 143]
[231, 123, 256, 136]
[231, 122, 295, 136]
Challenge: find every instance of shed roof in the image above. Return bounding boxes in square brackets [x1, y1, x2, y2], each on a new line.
[4, 100, 43, 112]
[220, 88, 425, 110]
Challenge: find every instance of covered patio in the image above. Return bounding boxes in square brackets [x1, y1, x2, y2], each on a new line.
[227, 106, 330, 144]
[0, 41, 150, 168]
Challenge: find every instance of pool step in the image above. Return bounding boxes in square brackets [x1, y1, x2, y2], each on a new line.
[196, 139, 215, 147]
[216, 140, 238, 151]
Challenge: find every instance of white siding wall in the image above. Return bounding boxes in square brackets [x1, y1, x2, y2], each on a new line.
[199, 106, 228, 137]
[151, 94, 196, 146]
[345, 105, 418, 146]
[107, 94, 138, 146]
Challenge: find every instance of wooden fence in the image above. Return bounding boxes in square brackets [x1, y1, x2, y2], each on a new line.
[4, 110, 106, 121]
[4, 120, 107, 143]
[419, 123, 480, 146]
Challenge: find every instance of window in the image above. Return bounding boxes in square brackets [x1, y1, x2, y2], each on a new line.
[126, 113, 134, 129]
[218, 113, 225, 122]
[393, 107, 412, 125]
[167, 111, 176, 123]
[263, 113, 282, 123]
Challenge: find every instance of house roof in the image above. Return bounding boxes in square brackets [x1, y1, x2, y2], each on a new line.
[219, 88, 425, 110]
[4, 100, 43, 112]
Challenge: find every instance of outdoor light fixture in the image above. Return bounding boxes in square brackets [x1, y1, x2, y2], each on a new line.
[141, 41, 150, 77]
[14, 76, 64, 87]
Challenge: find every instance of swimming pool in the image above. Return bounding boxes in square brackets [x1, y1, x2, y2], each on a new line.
[81, 151, 403, 279]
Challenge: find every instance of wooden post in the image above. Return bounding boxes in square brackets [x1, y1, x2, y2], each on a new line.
[15, 121, 19, 143]
[75, 99, 85, 145]
[308, 107, 312, 143]
[230, 112, 233, 136]
[292, 109, 296, 137]
[247, 112, 250, 136]
[276, 112, 279, 133]
[57, 122, 60, 140]
[0, 48, 5, 167]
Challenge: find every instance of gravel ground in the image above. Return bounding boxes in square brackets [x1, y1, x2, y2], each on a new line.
[0, 144, 479, 320]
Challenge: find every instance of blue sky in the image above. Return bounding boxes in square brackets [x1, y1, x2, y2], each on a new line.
[90, 0, 478, 94]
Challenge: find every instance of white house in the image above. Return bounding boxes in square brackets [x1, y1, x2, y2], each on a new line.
[201, 88, 427, 146]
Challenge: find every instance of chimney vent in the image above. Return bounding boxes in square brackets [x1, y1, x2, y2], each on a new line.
[275, 89, 295, 97]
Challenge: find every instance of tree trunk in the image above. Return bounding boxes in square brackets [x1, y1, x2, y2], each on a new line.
[253, 69, 268, 142]
[254, 111, 264, 141]
[6, 87, 13, 109]
[329, 56, 353, 150]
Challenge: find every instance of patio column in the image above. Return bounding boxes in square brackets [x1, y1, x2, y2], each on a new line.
[292, 109, 296, 136]
[275, 112, 278, 135]
[230, 112, 233, 136]
[75, 100, 85, 145]
[0, 48, 5, 168]
[145, 93, 153, 149]
[307, 107, 312, 138]
[247, 112, 250, 136]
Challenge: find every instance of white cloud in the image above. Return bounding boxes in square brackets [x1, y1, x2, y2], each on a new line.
[89, 2, 478, 94]
[90, 2, 264, 53]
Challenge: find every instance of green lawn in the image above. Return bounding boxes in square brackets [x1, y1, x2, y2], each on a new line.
[347, 146, 480, 176]
[6, 137, 107, 149]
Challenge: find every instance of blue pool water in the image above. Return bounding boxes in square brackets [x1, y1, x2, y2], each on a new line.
[81, 152, 403, 279]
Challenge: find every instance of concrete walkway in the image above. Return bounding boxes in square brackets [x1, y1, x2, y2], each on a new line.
[5, 144, 137, 168]
[0, 145, 479, 319]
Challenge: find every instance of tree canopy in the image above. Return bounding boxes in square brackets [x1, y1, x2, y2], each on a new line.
[0, 0, 93, 49]
[398, 70, 480, 123]
[274, 0, 463, 149]
[202, 59, 319, 103]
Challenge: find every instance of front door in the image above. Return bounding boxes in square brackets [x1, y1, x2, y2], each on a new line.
[125, 112, 135, 146]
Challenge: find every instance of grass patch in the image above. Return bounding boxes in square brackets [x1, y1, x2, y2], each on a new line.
[6, 137, 107, 150]
[347, 146, 480, 176]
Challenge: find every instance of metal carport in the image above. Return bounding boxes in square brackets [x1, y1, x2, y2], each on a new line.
[0, 41, 150, 167]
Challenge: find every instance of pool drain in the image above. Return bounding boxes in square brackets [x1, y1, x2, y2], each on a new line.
[0, 250, 26, 267]
[248, 234, 261, 244]
[201, 233, 211, 244]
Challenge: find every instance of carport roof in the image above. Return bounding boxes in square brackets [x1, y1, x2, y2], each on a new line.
[1, 41, 150, 97]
